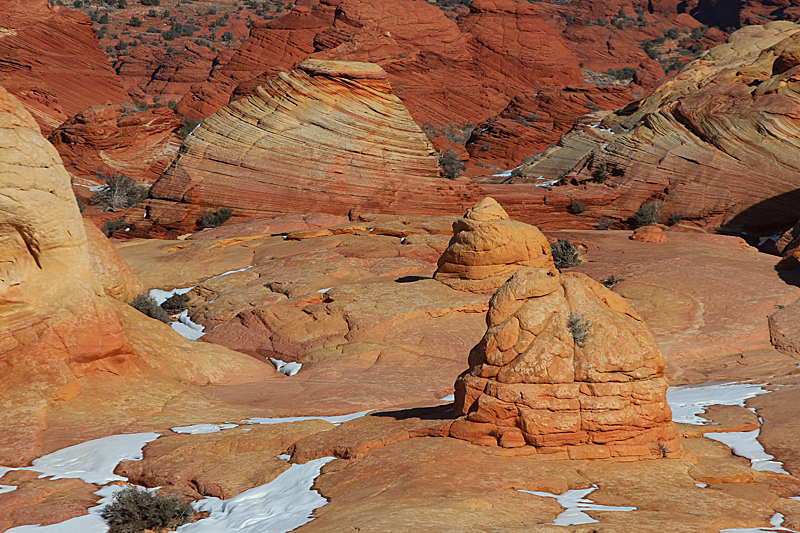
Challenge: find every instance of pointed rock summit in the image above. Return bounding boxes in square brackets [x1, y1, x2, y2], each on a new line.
[148, 59, 481, 231]
[434, 197, 554, 293]
[450, 266, 681, 459]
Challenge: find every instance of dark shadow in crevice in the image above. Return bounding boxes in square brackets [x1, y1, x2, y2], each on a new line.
[371, 403, 456, 421]
[394, 275, 429, 283]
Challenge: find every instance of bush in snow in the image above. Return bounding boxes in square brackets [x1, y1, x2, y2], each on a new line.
[130, 294, 171, 324]
[101, 487, 193, 533]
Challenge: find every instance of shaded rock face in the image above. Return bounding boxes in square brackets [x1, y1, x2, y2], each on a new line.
[451, 267, 680, 459]
[516, 22, 800, 232]
[0, 0, 125, 134]
[148, 59, 482, 230]
[0, 86, 271, 465]
[48, 104, 182, 185]
[434, 198, 554, 293]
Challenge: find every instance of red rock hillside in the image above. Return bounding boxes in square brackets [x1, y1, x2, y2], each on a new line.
[485, 22, 800, 232]
[0, 0, 125, 134]
[48, 103, 182, 186]
[177, 0, 584, 130]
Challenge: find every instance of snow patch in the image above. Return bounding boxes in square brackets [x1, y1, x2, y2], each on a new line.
[177, 457, 336, 533]
[317, 287, 332, 293]
[0, 484, 17, 494]
[720, 512, 798, 532]
[245, 410, 372, 426]
[440, 394, 455, 402]
[172, 310, 205, 340]
[758, 234, 782, 247]
[28, 433, 160, 485]
[171, 424, 239, 435]
[705, 429, 789, 474]
[149, 287, 193, 306]
[666, 382, 770, 425]
[205, 266, 254, 282]
[269, 358, 302, 376]
[519, 485, 636, 526]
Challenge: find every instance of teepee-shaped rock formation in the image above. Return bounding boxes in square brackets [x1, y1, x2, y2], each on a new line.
[434, 197, 554, 293]
[147, 59, 482, 230]
[450, 266, 681, 459]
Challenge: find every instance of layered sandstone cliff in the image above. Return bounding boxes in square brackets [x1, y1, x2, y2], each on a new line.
[501, 22, 800, 232]
[450, 266, 681, 458]
[147, 59, 482, 230]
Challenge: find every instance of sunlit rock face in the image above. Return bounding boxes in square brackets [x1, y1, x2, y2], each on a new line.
[451, 266, 681, 459]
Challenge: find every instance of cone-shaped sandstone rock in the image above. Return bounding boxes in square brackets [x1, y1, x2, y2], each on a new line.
[148, 59, 482, 231]
[451, 266, 680, 459]
[434, 197, 554, 293]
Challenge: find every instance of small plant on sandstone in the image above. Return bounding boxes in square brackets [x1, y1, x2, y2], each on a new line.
[91, 173, 149, 212]
[633, 202, 661, 227]
[653, 440, 669, 458]
[550, 238, 582, 269]
[567, 200, 586, 215]
[436, 148, 465, 180]
[178, 117, 200, 139]
[601, 275, 625, 289]
[597, 218, 614, 230]
[161, 292, 189, 314]
[667, 213, 684, 226]
[101, 487, 193, 533]
[102, 217, 129, 237]
[568, 313, 592, 347]
[199, 207, 233, 228]
[129, 294, 171, 324]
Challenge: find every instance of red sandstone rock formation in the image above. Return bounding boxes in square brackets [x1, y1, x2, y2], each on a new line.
[450, 266, 681, 458]
[493, 22, 800, 232]
[0, 0, 126, 134]
[147, 60, 483, 231]
[48, 103, 182, 184]
[434, 198, 554, 292]
[467, 85, 638, 168]
[630, 226, 669, 243]
[116, 41, 221, 106]
[0, 86, 271, 465]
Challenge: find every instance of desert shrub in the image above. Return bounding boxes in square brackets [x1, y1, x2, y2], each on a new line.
[597, 218, 614, 230]
[601, 275, 625, 289]
[567, 313, 592, 347]
[161, 292, 189, 314]
[91, 173, 149, 211]
[436, 148, 465, 180]
[129, 16, 142, 26]
[178, 117, 199, 138]
[550, 238, 582, 269]
[664, 27, 680, 39]
[653, 441, 669, 458]
[141, 0, 159, 4]
[129, 294, 171, 324]
[102, 217, 128, 237]
[633, 202, 661, 227]
[199, 207, 233, 228]
[567, 200, 586, 215]
[101, 487, 192, 533]
[593, 162, 609, 183]
[605, 67, 636, 80]
[668, 213, 684, 226]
